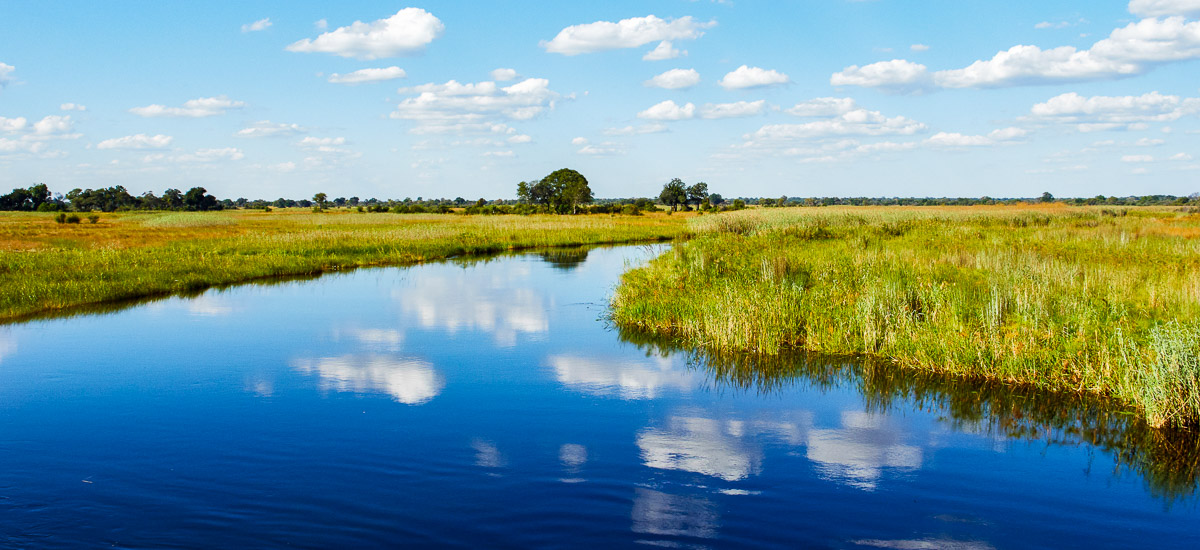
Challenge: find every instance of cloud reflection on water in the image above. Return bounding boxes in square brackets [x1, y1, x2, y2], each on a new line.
[0, 329, 15, 365]
[637, 410, 921, 490]
[806, 411, 923, 490]
[393, 276, 549, 347]
[851, 538, 995, 550]
[348, 328, 405, 351]
[473, 439, 505, 469]
[631, 487, 719, 541]
[184, 294, 234, 317]
[550, 354, 695, 399]
[291, 355, 444, 405]
[637, 416, 762, 482]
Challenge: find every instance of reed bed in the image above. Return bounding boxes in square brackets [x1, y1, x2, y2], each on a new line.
[611, 205, 1200, 427]
[0, 209, 687, 322]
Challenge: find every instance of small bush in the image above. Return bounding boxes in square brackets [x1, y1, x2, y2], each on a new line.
[54, 213, 66, 224]
[65, 214, 81, 224]
[87, 214, 100, 224]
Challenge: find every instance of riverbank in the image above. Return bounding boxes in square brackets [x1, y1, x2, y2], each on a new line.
[611, 205, 1200, 427]
[0, 210, 689, 322]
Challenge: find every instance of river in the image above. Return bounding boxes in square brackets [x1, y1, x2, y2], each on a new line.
[1, 245, 1196, 548]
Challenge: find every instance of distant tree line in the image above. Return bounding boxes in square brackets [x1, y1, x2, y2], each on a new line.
[738, 192, 1200, 207]
[0, 183, 223, 212]
[4, 179, 1199, 214]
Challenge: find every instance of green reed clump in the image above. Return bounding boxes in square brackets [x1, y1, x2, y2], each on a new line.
[612, 205, 1200, 427]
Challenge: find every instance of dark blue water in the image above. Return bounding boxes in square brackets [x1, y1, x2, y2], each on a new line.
[1, 245, 1197, 548]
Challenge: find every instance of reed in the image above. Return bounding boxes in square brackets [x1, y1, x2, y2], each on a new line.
[611, 205, 1200, 427]
[0, 209, 688, 322]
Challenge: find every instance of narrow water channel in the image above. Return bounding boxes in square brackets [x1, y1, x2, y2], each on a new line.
[1, 245, 1196, 548]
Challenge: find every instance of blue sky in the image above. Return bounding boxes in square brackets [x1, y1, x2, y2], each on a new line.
[2, 1, 1199, 200]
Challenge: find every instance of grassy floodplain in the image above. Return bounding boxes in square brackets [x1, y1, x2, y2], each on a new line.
[612, 205, 1200, 428]
[0, 209, 688, 322]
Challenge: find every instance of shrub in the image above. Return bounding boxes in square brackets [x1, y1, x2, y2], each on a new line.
[87, 214, 100, 224]
[65, 214, 81, 224]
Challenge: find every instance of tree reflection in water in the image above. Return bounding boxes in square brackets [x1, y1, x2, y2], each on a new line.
[617, 327, 1200, 503]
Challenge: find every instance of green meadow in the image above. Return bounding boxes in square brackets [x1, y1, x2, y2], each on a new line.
[0, 209, 687, 322]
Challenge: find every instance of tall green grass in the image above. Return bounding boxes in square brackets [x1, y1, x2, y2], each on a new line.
[611, 206, 1200, 427]
[0, 210, 687, 322]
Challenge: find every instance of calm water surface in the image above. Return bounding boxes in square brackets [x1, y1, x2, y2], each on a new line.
[1, 245, 1198, 548]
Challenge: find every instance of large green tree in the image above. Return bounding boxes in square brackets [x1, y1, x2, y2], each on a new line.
[659, 178, 687, 211]
[686, 182, 709, 211]
[183, 187, 221, 211]
[519, 169, 592, 214]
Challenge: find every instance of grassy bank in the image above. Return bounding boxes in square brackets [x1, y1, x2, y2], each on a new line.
[611, 205, 1200, 427]
[0, 209, 688, 322]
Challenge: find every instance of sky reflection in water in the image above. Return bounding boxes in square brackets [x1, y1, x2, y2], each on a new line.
[0, 245, 1198, 548]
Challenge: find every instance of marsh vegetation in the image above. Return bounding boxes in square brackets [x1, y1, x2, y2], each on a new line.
[612, 205, 1200, 427]
[0, 209, 687, 322]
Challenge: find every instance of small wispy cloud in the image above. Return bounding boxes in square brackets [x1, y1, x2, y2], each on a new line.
[241, 18, 272, 33]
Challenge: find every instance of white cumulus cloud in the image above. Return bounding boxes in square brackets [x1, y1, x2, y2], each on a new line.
[645, 68, 700, 89]
[926, 126, 1028, 147]
[831, 59, 931, 94]
[0, 116, 27, 133]
[1030, 91, 1200, 131]
[0, 63, 14, 88]
[541, 15, 714, 55]
[749, 109, 926, 140]
[786, 97, 859, 117]
[241, 18, 272, 33]
[718, 65, 790, 89]
[390, 78, 560, 133]
[287, 8, 444, 59]
[97, 133, 173, 150]
[130, 96, 245, 118]
[30, 115, 76, 137]
[328, 66, 407, 84]
[577, 141, 628, 155]
[1122, 154, 1155, 162]
[1129, 0, 1200, 17]
[490, 68, 519, 81]
[188, 147, 244, 162]
[700, 100, 766, 119]
[299, 136, 347, 148]
[925, 132, 996, 147]
[0, 138, 45, 155]
[833, 16, 1200, 92]
[637, 100, 696, 120]
[59, 103, 86, 111]
[603, 123, 669, 136]
[236, 120, 307, 138]
[643, 40, 685, 60]
[989, 127, 1029, 140]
